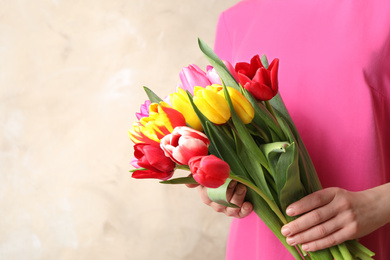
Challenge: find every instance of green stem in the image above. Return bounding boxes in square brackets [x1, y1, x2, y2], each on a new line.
[265, 100, 277, 119]
[338, 242, 353, 260]
[229, 173, 287, 224]
[251, 122, 271, 143]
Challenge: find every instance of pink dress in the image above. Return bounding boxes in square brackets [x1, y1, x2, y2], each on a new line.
[214, 0, 390, 259]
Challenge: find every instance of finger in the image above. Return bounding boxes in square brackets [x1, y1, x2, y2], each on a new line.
[229, 183, 247, 207]
[286, 188, 337, 216]
[197, 185, 213, 205]
[300, 226, 352, 252]
[226, 180, 239, 201]
[186, 183, 199, 188]
[185, 174, 199, 188]
[282, 202, 338, 236]
[285, 215, 343, 246]
[225, 184, 251, 218]
[237, 201, 253, 218]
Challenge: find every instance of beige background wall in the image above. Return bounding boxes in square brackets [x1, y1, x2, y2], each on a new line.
[0, 1, 241, 259]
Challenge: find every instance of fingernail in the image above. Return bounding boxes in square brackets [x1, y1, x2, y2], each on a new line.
[243, 204, 251, 210]
[286, 237, 295, 246]
[286, 207, 295, 216]
[281, 226, 291, 236]
[236, 187, 245, 195]
[302, 244, 309, 251]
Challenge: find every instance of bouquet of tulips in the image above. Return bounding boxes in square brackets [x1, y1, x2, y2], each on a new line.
[129, 39, 375, 260]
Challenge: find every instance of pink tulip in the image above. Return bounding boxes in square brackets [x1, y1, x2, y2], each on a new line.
[132, 143, 176, 180]
[188, 155, 230, 188]
[130, 157, 140, 168]
[179, 62, 239, 94]
[136, 100, 151, 120]
[206, 66, 222, 85]
[160, 126, 210, 165]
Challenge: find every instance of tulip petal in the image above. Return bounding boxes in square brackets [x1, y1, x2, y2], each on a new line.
[189, 155, 230, 188]
[194, 87, 230, 124]
[132, 169, 173, 181]
[170, 88, 203, 131]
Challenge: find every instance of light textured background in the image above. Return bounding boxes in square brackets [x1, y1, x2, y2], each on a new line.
[0, 1, 241, 259]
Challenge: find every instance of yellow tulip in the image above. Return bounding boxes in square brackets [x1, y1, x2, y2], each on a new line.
[215, 85, 255, 124]
[193, 86, 231, 125]
[169, 87, 203, 131]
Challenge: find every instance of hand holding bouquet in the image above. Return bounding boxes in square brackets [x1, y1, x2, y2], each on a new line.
[128, 39, 375, 260]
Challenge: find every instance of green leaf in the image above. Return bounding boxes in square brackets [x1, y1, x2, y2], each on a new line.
[198, 38, 240, 91]
[260, 141, 290, 178]
[160, 176, 198, 185]
[275, 142, 306, 215]
[129, 167, 147, 173]
[143, 86, 163, 103]
[261, 54, 269, 69]
[243, 89, 285, 140]
[276, 112, 322, 194]
[207, 179, 239, 208]
[205, 122, 246, 178]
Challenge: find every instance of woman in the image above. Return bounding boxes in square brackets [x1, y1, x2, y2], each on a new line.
[196, 0, 390, 259]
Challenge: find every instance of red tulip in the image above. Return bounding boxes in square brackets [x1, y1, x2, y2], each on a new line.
[132, 143, 176, 180]
[188, 155, 230, 188]
[235, 55, 279, 101]
[160, 126, 210, 165]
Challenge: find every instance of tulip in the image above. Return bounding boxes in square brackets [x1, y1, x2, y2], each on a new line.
[136, 100, 151, 120]
[223, 60, 240, 82]
[205, 65, 222, 85]
[160, 126, 210, 165]
[193, 86, 231, 125]
[130, 157, 140, 168]
[128, 122, 160, 145]
[208, 84, 255, 124]
[179, 64, 227, 94]
[131, 143, 176, 180]
[128, 102, 186, 144]
[188, 155, 230, 188]
[179, 64, 212, 94]
[169, 87, 203, 131]
[235, 55, 279, 101]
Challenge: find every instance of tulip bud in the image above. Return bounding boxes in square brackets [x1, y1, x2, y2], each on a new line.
[169, 87, 203, 131]
[208, 84, 255, 124]
[132, 143, 176, 180]
[188, 155, 230, 188]
[160, 126, 210, 165]
[193, 86, 231, 125]
[235, 55, 279, 101]
[179, 64, 213, 94]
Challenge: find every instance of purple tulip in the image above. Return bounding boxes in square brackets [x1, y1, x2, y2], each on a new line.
[136, 100, 151, 120]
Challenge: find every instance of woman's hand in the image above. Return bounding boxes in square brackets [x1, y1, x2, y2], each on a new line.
[281, 184, 390, 252]
[188, 180, 253, 218]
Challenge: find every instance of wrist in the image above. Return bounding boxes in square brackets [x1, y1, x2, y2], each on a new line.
[364, 183, 390, 226]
